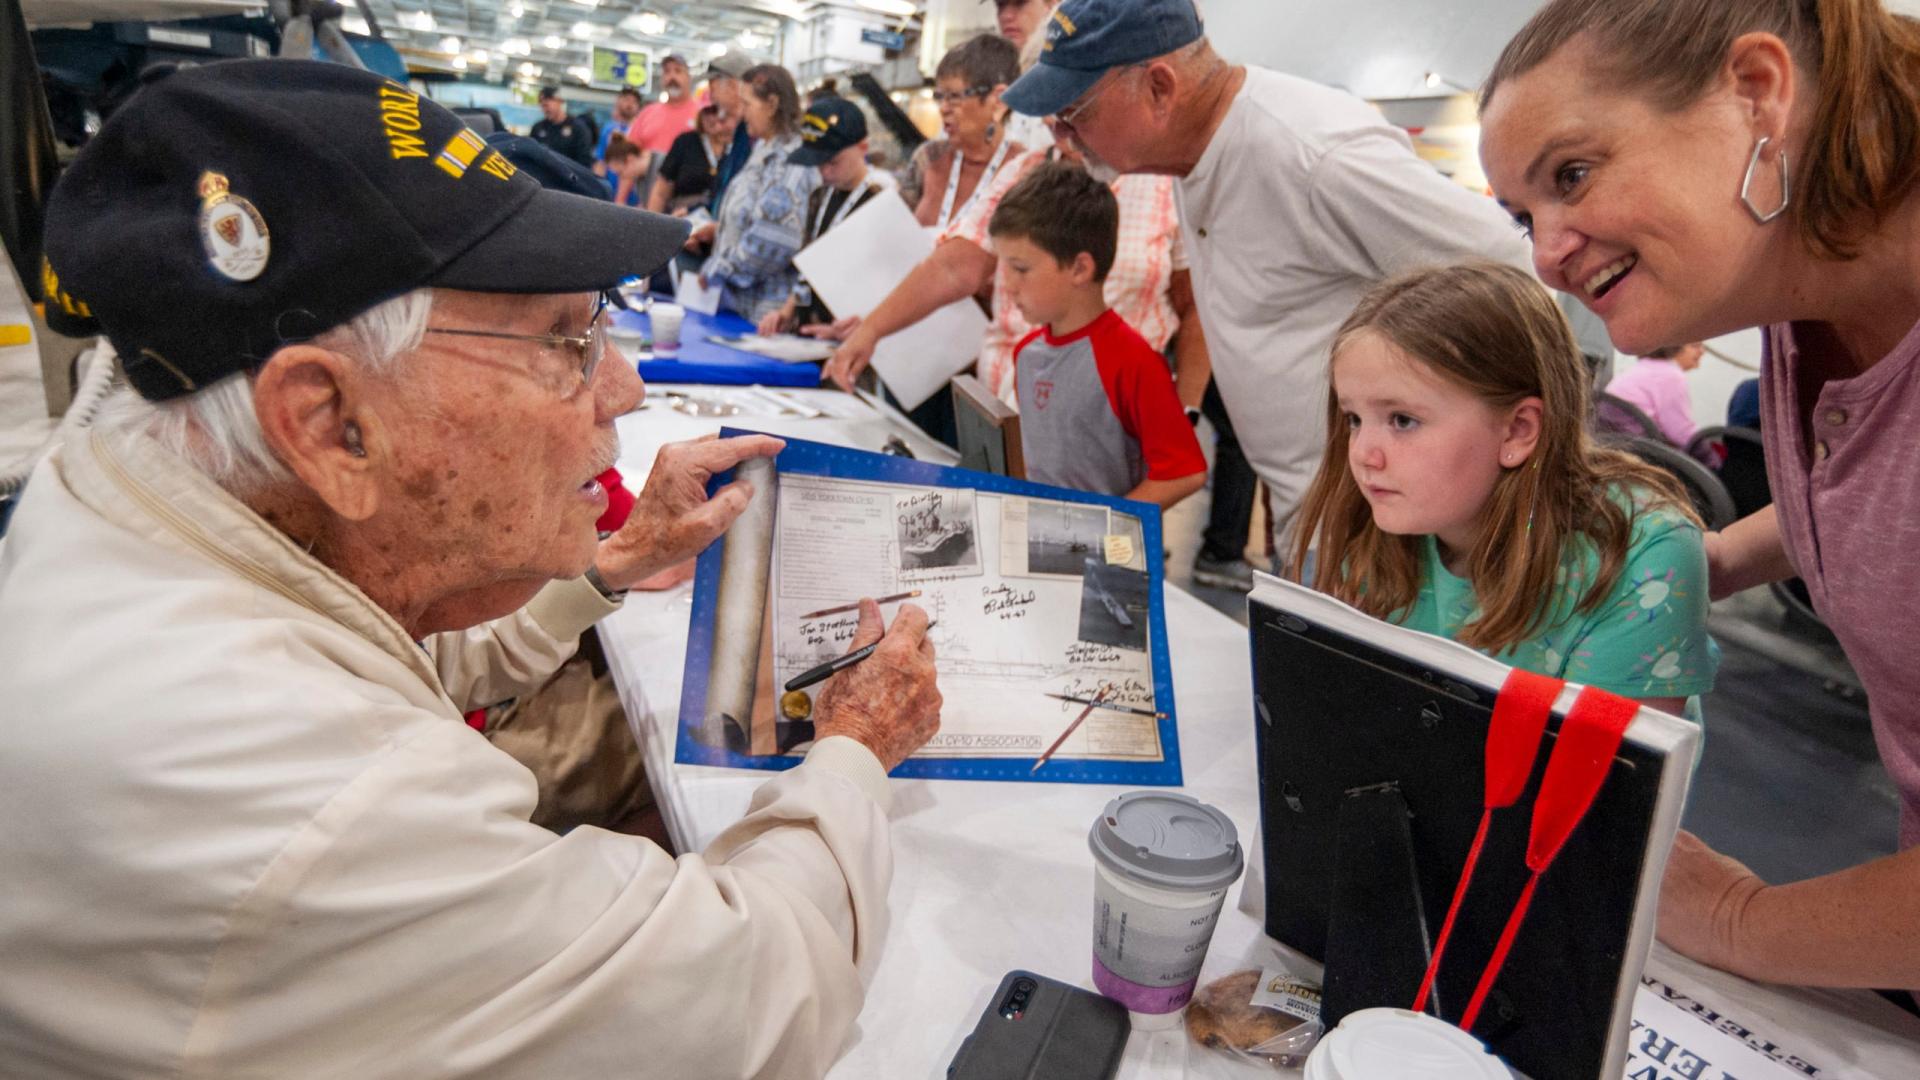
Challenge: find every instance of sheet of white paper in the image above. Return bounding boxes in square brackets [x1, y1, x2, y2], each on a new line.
[791, 195, 988, 411]
[770, 474, 1161, 761]
[1627, 983, 1812, 1080]
[675, 270, 724, 316]
[706, 334, 837, 363]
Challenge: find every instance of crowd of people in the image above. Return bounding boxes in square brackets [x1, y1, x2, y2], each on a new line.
[5, 0, 1920, 1073]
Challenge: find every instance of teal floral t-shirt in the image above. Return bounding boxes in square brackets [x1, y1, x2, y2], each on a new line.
[1396, 494, 1719, 705]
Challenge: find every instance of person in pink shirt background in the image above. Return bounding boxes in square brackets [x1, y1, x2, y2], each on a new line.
[1604, 342, 1703, 446]
[627, 54, 703, 156]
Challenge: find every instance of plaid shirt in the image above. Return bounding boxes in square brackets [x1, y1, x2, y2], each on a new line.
[944, 149, 1186, 399]
[703, 132, 820, 322]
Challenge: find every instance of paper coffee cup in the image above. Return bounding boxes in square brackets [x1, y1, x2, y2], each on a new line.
[1088, 791, 1244, 1029]
[651, 304, 685, 354]
[1304, 1009, 1512, 1080]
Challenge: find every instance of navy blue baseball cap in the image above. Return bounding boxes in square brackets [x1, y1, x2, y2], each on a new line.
[789, 98, 869, 167]
[1001, 0, 1205, 118]
[42, 59, 689, 402]
[484, 131, 612, 202]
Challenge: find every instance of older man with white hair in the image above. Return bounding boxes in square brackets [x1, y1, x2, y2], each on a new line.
[0, 61, 940, 1078]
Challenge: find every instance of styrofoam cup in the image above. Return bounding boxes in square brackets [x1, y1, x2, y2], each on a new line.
[1304, 1008, 1512, 1080]
[651, 304, 684, 354]
[1088, 791, 1244, 1029]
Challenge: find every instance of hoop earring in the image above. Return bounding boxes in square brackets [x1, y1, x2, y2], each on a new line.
[1740, 136, 1791, 224]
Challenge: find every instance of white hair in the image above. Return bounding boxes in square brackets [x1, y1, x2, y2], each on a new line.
[101, 289, 435, 494]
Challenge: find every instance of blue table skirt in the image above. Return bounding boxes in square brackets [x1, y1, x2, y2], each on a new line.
[612, 299, 824, 388]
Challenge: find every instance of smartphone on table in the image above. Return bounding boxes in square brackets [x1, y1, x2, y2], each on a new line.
[947, 970, 1130, 1080]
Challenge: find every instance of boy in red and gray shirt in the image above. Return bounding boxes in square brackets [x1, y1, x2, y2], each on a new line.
[989, 163, 1204, 509]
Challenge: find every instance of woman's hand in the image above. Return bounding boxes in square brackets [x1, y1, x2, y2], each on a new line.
[1656, 830, 1766, 975]
[801, 315, 861, 342]
[758, 298, 798, 337]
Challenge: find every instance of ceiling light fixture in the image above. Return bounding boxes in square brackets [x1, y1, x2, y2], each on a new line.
[452, 56, 468, 70]
[438, 35, 462, 53]
[469, 48, 490, 63]
[507, 0, 524, 15]
[568, 65, 593, 82]
[341, 13, 368, 34]
[519, 61, 542, 78]
[500, 37, 531, 55]
[571, 20, 598, 38]
[736, 29, 766, 50]
[395, 8, 434, 32]
[634, 11, 666, 35]
[543, 34, 565, 49]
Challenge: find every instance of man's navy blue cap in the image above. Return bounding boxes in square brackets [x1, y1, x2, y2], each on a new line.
[788, 98, 869, 167]
[41, 59, 689, 402]
[1001, 0, 1205, 118]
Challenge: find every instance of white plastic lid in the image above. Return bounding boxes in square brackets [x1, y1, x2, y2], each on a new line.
[1304, 1009, 1512, 1080]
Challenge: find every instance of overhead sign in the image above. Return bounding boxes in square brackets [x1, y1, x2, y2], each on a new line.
[591, 45, 652, 90]
[860, 27, 907, 51]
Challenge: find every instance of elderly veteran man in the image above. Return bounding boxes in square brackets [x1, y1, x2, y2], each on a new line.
[0, 61, 941, 1078]
[1003, 0, 1531, 548]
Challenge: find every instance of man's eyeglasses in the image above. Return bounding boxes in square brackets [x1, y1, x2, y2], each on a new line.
[1053, 64, 1143, 137]
[932, 84, 995, 106]
[425, 291, 613, 397]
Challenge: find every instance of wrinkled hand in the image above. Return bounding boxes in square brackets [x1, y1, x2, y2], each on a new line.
[594, 434, 785, 590]
[800, 314, 861, 342]
[1657, 829, 1767, 973]
[812, 600, 941, 771]
[826, 324, 879, 391]
[629, 558, 697, 592]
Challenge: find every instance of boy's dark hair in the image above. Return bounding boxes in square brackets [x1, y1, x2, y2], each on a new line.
[935, 34, 1021, 89]
[988, 162, 1119, 282]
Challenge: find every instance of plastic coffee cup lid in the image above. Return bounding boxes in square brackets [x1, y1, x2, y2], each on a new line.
[1088, 791, 1243, 891]
[1308, 1009, 1511, 1080]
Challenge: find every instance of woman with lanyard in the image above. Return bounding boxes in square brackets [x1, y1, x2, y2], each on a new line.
[695, 64, 819, 323]
[1481, 0, 1920, 996]
[900, 35, 1025, 233]
[646, 104, 738, 216]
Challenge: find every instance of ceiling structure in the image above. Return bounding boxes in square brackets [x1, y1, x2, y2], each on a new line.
[347, 0, 817, 87]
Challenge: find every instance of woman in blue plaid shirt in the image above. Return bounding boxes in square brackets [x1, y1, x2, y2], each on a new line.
[699, 65, 820, 322]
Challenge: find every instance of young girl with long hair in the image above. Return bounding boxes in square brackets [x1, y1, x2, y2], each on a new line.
[1291, 262, 1718, 714]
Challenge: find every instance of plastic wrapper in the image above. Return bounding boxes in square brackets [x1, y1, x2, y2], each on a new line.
[1184, 963, 1325, 1070]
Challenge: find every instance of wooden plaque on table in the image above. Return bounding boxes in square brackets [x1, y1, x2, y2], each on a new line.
[951, 374, 1025, 480]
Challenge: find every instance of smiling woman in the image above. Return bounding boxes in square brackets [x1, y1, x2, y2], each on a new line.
[1475, 0, 1920, 996]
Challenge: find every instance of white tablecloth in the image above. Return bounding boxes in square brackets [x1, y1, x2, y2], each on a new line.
[598, 387, 1920, 1079]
